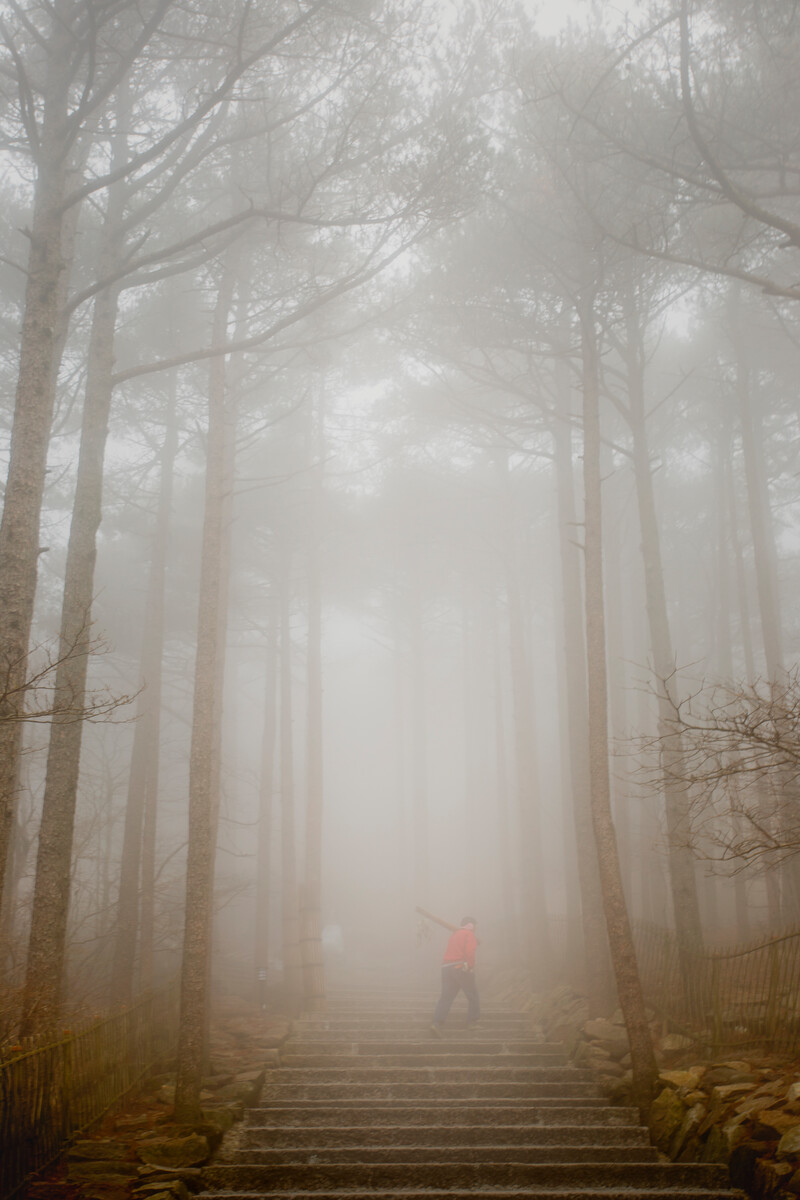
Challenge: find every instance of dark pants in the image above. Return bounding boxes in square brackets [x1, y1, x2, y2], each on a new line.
[432, 965, 480, 1026]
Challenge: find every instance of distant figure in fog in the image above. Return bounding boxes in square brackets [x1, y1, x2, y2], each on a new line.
[429, 915, 479, 1036]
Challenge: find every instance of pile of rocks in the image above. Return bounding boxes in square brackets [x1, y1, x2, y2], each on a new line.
[25, 1010, 291, 1200]
[534, 984, 800, 1200]
[650, 1061, 800, 1199]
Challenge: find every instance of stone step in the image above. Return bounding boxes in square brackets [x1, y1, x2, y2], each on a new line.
[204, 1161, 733, 1192]
[279, 1055, 576, 1070]
[259, 1081, 600, 1101]
[198, 1190, 740, 1200]
[292, 1029, 535, 1041]
[231, 1145, 660, 1165]
[297, 1013, 532, 1024]
[265, 1066, 593, 1083]
[249, 1100, 619, 1120]
[242, 1124, 651, 1149]
[287, 1034, 552, 1048]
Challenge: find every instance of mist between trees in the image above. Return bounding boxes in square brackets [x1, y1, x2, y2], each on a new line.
[0, 0, 798, 1115]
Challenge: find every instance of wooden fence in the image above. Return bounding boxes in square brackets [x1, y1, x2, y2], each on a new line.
[634, 921, 800, 1056]
[0, 986, 179, 1200]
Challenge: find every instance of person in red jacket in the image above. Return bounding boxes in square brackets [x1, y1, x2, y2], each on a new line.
[429, 916, 479, 1036]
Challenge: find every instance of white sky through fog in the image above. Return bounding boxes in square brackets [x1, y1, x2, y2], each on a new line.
[527, 0, 640, 36]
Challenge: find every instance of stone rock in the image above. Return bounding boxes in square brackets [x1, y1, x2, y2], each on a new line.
[202, 1074, 234, 1090]
[595, 1060, 625, 1079]
[700, 1124, 731, 1163]
[754, 1158, 794, 1198]
[787, 1168, 800, 1194]
[198, 1107, 236, 1138]
[133, 1181, 191, 1200]
[661, 1033, 694, 1052]
[788, 1082, 800, 1104]
[608, 1070, 633, 1105]
[145, 1073, 175, 1093]
[712, 1082, 756, 1101]
[582, 1018, 629, 1060]
[659, 1068, 705, 1091]
[670, 1102, 705, 1159]
[700, 1113, 750, 1165]
[137, 1134, 210, 1169]
[213, 1079, 261, 1104]
[751, 1118, 784, 1141]
[138, 1168, 203, 1194]
[81, 1185, 132, 1200]
[156, 1084, 175, 1105]
[584, 1045, 613, 1064]
[67, 1164, 140, 1182]
[116, 1115, 151, 1132]
[649, 1087, 687, 1152]
[68, 1141, 129, 1162]
[236, 1068, 265, 1083]
[753, 1110, 800, 1137]
[777, 1124, 800, 1159]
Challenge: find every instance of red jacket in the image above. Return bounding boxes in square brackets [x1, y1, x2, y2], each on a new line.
[442, 926, 477, 970]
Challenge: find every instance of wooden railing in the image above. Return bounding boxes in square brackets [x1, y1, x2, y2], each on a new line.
[634, 921, 800, 1055]
[0, 985, 178, 1199]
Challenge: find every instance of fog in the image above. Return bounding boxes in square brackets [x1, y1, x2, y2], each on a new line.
[0, 0, 799, 1114]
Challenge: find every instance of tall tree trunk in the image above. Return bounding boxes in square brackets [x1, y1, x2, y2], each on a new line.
[579, 295, 657, 1115]
[408, 560, 430, 907]
[730, 290, 783, 683]
[603, 469, 633, 899]
[255, 611, 278, 1006]
[0, 17, 74, 907]
[730, 286, 792, 924]
[279, 558, 303, 1014]
[502, 460, 550, 974]
[491, 606, 518, 959]
[713, 402, 749, 943]
[623, 306, 704, 972]
[174, 257, 238, 1123]
[302, 397, 326, 1012]
[462, 599, 480, 904]
[19, 102, 129, 1032]
[552, 361, 613, 1011]
[112, 377, 178, 1002]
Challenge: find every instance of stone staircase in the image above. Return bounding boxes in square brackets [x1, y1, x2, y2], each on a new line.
[202, 988, 742, 1199]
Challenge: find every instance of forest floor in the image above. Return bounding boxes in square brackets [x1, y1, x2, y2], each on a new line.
[19, 997, 291, 1200]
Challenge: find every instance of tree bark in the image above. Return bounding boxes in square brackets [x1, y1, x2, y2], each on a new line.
[111, 376, 178, 1002]
[174, 256, 238, 1123]
[408, 558, 430, 907]
[301, 396, 326, 1012]
[279, 557, 303, 1015]
[20, 96, 129, 1031]
[580, 295, 657, 1116]
[255, 610, 278, 1005]
[491, 606, 519, 959]
[552, 360, 613, 1011]
[0, 13, 74, 908]
[623, 302, 704, 971]
[501, 458, 551, 974]
[729, 286, 793, 924]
